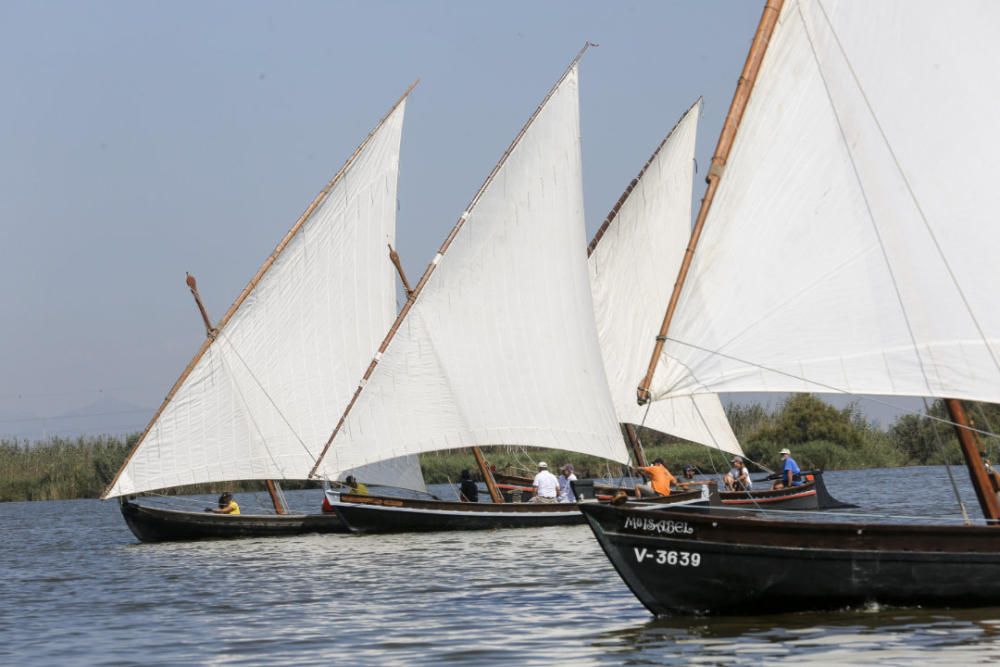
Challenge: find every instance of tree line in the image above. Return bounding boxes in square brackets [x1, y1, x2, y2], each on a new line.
[3, 394, 999, 501]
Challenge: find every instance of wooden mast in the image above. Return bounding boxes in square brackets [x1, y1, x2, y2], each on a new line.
[184, 272, 289, 515]
[623, 424, 648, 468]
[101, 81, 419, 499]
[386, 244, 502, 502]
[946, 398, 1000, 522]
[471, 447, 504, 504]
[309, 43, 596, 479]
[636, 0, 784, 405]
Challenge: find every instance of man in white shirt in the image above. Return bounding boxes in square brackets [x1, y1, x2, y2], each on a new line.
[530, 461, 560, 503]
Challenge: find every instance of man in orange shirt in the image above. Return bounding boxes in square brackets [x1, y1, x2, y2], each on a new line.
[634, 459, 677, 498]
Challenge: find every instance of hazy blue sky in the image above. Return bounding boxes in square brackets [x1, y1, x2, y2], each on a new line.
[0, 1, 917, 437]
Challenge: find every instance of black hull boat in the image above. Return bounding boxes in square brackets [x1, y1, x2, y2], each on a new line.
[120, 498, 347, 543]
[580, 502, 1000, 616]
[717, 470, 854, 511]
[330, 489, 707, 534]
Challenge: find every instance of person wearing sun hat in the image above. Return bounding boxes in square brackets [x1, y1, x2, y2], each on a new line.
[773, 447, 802, 490]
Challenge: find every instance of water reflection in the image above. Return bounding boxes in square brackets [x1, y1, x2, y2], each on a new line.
[4, 467, 1000, 665]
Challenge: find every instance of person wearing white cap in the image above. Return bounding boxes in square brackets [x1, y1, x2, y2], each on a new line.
[723, 456, 752, 492]
[773, 447, 801, 490]
[530, 461, 560, 503]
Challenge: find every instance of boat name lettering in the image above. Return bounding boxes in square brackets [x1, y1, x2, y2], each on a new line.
[623, 516, 694, 535]
[633, 548, 701, 567]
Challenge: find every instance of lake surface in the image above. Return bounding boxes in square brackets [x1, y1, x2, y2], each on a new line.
[4, 466, 1000, 665]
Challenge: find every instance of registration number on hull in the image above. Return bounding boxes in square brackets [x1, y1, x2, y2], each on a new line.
[633, 548, 701, 567]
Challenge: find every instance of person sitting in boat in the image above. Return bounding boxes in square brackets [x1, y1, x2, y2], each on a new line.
[682, 464, 697, 481]
[458, 469, 479, 503]
[634, 459, 677, 498]
[208, 492, 240, 515]
[724, 456, 752, 492]
[530, 461, 560, 503]
[558, 463, 577, 503]
[772, 448, 802, 489]
[344, 475, 369, 496]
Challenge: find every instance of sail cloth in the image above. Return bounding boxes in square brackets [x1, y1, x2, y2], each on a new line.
[313, 65, 629, 480]
[588, 101, 743, 457]
[104, 100, 426, 498]
[648, 0, 1000, 405]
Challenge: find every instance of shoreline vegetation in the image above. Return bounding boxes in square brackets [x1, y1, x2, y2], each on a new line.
[3, 394, 996, 503]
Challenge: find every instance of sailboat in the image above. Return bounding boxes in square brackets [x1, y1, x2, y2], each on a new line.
[102, 86, 430, 542]
[580, 0, 1000, 614]
[586, 95, 850, 512]
[313, 46, 720, 534]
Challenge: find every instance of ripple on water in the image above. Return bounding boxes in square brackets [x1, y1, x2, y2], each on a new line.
[4, 470, 1000, 665]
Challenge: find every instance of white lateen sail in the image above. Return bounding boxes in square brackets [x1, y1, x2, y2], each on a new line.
[588, 100, 743, 457]
[104, 95, 426, 498]
[647, 0, 1000, 405]
[312, 61, 629, 480]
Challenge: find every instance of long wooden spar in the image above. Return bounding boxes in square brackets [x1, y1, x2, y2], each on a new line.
[947, 399, 1000, 521]
[100, 81, 418, 499]
[636, 0, 784, 406]
[308, 42, 596, 480]
[385, 245, 504, 503]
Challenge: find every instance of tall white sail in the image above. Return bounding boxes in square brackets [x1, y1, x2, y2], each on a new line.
[589, 101, 743, 457]
[104, 98, 426, 498]
[648, 0, 1000, 405]
[313, 64, 629, 480]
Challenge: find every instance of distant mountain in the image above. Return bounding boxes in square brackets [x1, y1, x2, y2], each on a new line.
[0, 395, 151, 442]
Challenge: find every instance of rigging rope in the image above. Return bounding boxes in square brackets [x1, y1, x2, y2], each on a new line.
[216, 333, 317, 463]
[922, 397, 971, 525]
[663, 336, 1000, 441]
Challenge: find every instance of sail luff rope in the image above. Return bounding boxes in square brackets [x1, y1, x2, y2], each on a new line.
[309, 43, 597, 478]
[100, 81, 417, 499]
[662, 335, 1000, 440]
[811, 0, 1000, 379]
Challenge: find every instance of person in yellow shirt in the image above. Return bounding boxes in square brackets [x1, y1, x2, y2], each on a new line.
[208, 492, 240, 515]
[634, 459, 677, 498]
[345, 475, 369, 496]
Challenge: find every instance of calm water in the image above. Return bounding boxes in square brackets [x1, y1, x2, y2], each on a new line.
[4, 466, 1000, 666]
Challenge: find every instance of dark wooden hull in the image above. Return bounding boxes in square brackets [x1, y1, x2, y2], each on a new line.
[119, 499, 347, 543]
[331, 490, 706, 534]
[580, 502, 1000, 616]
[718, 471, 854, 510]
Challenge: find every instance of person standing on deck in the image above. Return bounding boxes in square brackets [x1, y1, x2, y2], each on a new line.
[558, 464, 577, 503]
[530, 462, 560, 503]
[208, 492, 240, 515]
[634, 459, 677, 498]
[458, 469, 479, 503]
[772, 448, 802, 489]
